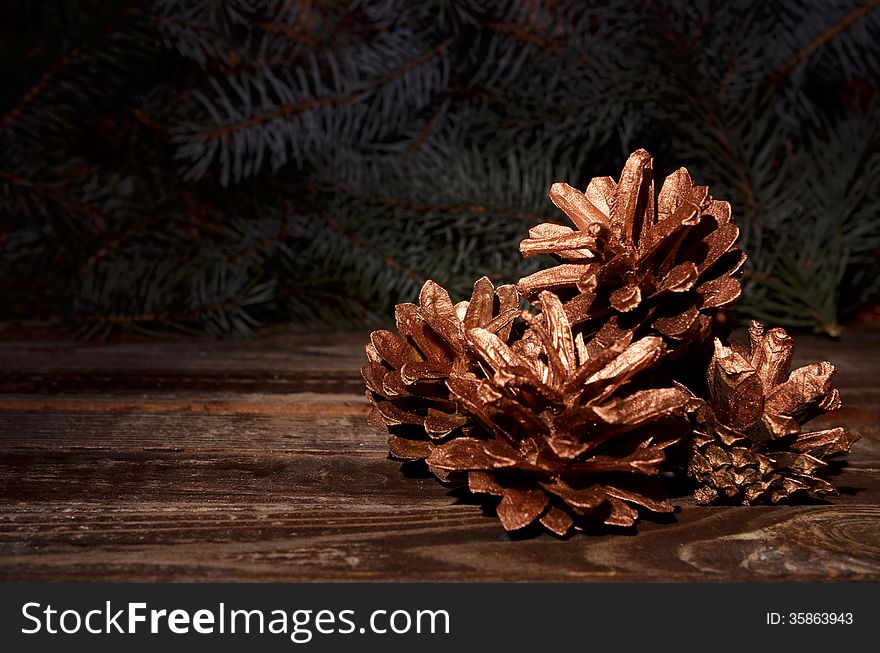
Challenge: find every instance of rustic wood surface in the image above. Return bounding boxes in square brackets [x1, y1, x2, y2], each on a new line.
[0, 327, 878, 582]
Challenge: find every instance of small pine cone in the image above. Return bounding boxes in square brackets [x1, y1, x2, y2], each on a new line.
[362, 277, 520, 465]
[518, 149, 745, 353]
[688, 321, 860, 505]
[425, 291, 690, 536]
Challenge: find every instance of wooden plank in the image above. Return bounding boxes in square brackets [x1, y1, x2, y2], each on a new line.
[0, 418, 876, 581]
[0, 439, 877, 582]
[0, 331, 371, 374]
[0, 327, 878, 582]
[0, 393, 369, 417]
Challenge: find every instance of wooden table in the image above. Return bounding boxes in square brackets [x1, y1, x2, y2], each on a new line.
[1, 328, 878, 582]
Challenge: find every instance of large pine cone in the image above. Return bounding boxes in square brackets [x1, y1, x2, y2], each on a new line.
[425, 291, 690, 535]
[362, 277, 520, 464]
[517, 149, 745, 352]
[688, 321, 859, 505]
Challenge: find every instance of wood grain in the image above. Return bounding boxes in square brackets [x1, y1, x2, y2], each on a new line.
[0, 327, 878, 581]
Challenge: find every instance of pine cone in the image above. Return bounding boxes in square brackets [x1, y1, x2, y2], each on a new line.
[362, 277, 520, 464]
[425, 291, 690, 535]
[518, 149, 745, 352]
[688, 321, 859, 505]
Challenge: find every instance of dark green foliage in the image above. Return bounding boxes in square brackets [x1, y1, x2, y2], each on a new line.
[1, 0, 878, 336]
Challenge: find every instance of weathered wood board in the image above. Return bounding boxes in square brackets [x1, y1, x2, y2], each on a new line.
[1, 328, 878, 581]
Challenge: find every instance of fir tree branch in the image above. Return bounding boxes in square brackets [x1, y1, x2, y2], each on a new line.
[0, 6, 143, 137]
[0, 170, 107, 234]
[76, 300, 240, 327]
[195, 90, 367, 142]
[321, 180, 547, 225]
[251, 18, 318, 48]
[226, 213, 292, 270]
[0, 42, 89, 137]
[308, 211, 426, 285]
[3, 1, 877, 335]
[405, 98, 450, 160]
[376, 37, 454, 86]
[195, 37, 453, 143]
[480, 17, 597, 68]
[768, 0, 880, 83]
[80, 214, 159, 272]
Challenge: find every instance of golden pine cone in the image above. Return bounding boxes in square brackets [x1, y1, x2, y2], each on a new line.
[518, 149, 745, 352]
[362, 277, 520, 463]
[688, 321, 859, 505]
[425, 291, 690, 535]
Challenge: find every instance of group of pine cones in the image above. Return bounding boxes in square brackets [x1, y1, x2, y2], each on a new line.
[362, 149, 858, 536]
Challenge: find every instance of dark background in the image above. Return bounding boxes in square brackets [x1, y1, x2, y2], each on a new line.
[2, 0, 879, 338]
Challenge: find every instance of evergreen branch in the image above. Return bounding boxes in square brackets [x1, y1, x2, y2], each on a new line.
[321, 180, 547, 225]
[251, 18, 318, 47]
[153, 12, 225, 41]
[0, 170, 107, 234]
[308, 211, 426, 285]
[481, 19, 562, 54]
[376, 37, 454, 86]
[195, 90, 367, 142]
[0, 6, 143, 137]
[226, 212, 292, 270]
[80, 214, 159, 272]
[194, 37, 453, 143]
[4, 1, 878, 335]
[0, 43, 89, 136]
[480, 17, 596, 68]
[768, 0, 880, 83]
[131, 108, 172, 139]
[405, 98, 450, 159]
[76, 299, 241, 326]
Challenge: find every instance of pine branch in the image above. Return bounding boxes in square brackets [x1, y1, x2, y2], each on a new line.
[768, 0, 880, 83]
[308, 211, 426, 286]
[251, 18, 318, 48]
[194, 90, 367, 143]
[0, 6, 143, 137]
[0, 170, 108, 234]
[405, 97, 450, 160]
[192, 37, 452, 144]
[321, 180, 547, 226]
[0, 42, 89, 137]
[226, 212, 292, 270]
[4, 1, 878, 335]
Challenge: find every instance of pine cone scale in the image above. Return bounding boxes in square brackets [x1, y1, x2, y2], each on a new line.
[541, 481, 606, 514]
[517, 264, 586, 295]
[690, 223, 741, 275]
[468, 471, 504, 496]
[652, 306, 700, 338]
[539, 505, 575, 537]
[417, 282, 466, 349]
[748, 323, 793, 388]
[603, 497, 640, 527]
[497, 487, 549, 532]
[389, 435, 432, 460]
[611, 148, 653, 245]
[592, 386, 690, 427]
[548, 182, 609, 230]
[605, 483, 674, 513]
[697, 276, 742, 308]
[659, 261, 699, 293]
[788, 427, 857, 456]
[642, 198, 701, 254]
